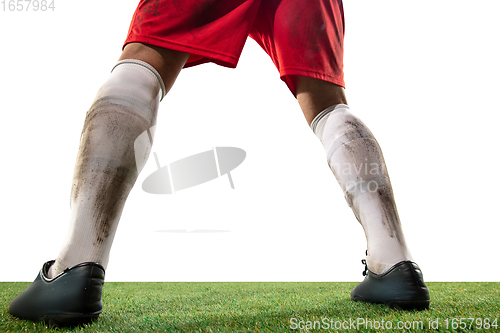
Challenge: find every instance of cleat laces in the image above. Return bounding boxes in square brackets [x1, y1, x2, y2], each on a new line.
[361, 259, 368, 276]
[361, 250, 368, 276]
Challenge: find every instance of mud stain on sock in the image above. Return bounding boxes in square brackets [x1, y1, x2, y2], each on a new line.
[341, 120, 364, 156]
[72, 154, 137, 246]
[92, 165, 134, 244]
[377, 186, 406, 246]
[71, 100, 145, 246]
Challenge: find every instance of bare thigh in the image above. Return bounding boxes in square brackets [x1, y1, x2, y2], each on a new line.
[294, 76, 348, 126]
[119, 42, 190, 95]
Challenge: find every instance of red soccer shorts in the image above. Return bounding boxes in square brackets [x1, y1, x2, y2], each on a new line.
[124, 0, 345, 95]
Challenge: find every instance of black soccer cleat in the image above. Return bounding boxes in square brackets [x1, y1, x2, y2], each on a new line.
[351, 260, 430, 310]
[9, 260, 105, 327]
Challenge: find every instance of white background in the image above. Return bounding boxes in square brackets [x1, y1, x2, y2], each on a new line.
[0, 1, 499, 282]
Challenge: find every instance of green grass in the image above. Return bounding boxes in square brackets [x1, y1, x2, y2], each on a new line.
[1, 282, 499, 332]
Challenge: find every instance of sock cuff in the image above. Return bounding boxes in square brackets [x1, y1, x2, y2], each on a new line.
[310, 104, 349, 134]
[112, 59, 166, 101]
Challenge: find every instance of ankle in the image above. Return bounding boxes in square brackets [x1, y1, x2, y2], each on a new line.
[47, 259, 67, 279]
[365, 249, 412, 275]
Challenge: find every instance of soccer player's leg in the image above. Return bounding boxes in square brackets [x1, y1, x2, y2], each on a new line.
[249, 0, 429, 309]
[8, 43, 189, 326]
[10, 0, 262, 323]
[295, 76, 429, 310]
[296, 76, 412, 270]
[47, 44, 189, 278]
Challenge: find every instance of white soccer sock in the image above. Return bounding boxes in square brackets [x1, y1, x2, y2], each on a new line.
[48, 60, 164, 278]
[311, 104, 412, 274]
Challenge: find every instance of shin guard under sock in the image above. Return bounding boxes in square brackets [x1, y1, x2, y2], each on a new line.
[49, 60, 163, 278]
[312, 104, 412, 274]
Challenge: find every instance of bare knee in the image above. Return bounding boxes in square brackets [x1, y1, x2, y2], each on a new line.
[119, 42, 190, 94]
[294, 76, 348, 126]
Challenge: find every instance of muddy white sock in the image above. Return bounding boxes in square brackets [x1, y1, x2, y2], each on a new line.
[311, 104, 412, 274]
[48, 60, 163, 278]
